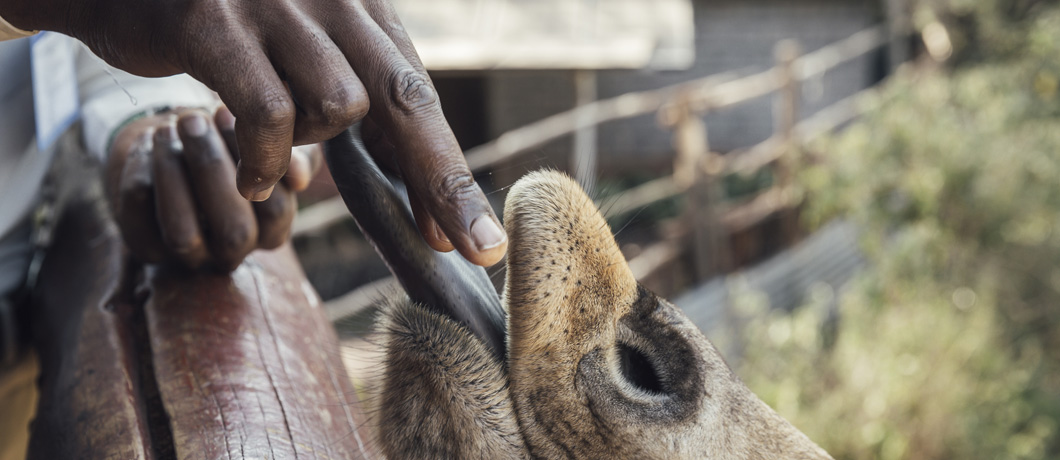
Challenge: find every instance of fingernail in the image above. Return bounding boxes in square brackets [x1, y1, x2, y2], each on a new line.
[249, 185, 275, 202]
[180, 114, 208, 137]
[433, 222, 451, 245]
[471, 215, 506, 251]
[285, 151, 310, 191]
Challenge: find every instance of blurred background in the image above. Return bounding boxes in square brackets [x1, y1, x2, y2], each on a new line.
[295, 1, 1060, 458]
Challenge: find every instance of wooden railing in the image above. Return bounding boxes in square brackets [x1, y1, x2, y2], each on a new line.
[298, 26, 890, 317]
[461, 26, 885, 171]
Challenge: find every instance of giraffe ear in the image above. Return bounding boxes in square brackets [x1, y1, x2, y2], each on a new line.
[371, 297, 528, 459]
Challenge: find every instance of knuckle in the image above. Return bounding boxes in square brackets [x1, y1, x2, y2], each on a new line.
[163, 230, 204, 256]
[315, 85, 369, 128]
[249, 94, 297, 130]
[387, 68, 438, 114]
[217, 223, 256, 256]
[431, 165, 478, 205]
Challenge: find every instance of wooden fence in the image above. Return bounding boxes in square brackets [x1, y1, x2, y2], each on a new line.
[297, 25, 890, 317]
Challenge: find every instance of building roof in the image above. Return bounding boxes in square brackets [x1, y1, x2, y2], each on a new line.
[391, 0, 695, 70]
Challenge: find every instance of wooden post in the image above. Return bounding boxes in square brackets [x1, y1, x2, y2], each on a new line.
[663, 96, 728, 282]
[572, 69, 598, 194]
[774, 40, 801, 245]
[885, 0, 910, 72]
[773, 39, 801, 189]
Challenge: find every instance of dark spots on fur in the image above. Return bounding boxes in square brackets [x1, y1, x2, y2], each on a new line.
[534, 266, 541, 271]
[579, 307, 585, 314]
[564, 329, 569, 334]
[728, 396, 745, 420]
[565, 265, 571, 271]
[554, 419, 587, 456]
[584, 397, 625, 452]
[526, 389, 579, 460]
[546, 274, 552, 279]
[562, 277, 568, 282]
[576, 280, 582, 286]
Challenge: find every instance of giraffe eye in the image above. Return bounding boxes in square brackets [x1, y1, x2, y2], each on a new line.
[617, 343, 664, 394]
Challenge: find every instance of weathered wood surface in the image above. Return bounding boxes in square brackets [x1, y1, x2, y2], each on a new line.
[27, 201, 152, 459]
[147, 247, 373, 459]
[27, 197, 374, 459]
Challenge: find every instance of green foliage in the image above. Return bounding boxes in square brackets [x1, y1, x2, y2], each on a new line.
[914, 0, 1059, 64]
[729, 5, 1060, 459]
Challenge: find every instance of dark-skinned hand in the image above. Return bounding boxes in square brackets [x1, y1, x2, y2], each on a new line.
[0, 0, 508, 266]
[105, 107, 320, 271]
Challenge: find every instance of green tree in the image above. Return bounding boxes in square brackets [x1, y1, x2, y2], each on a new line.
[731, 3, 1060, 458]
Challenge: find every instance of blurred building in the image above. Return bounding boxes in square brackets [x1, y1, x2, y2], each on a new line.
[395, 0, 886, 175]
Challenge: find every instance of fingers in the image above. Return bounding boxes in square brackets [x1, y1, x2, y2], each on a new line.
[360, 0, 430, 74]
[216, 104, 303, 250]
[264, 16, 369, 146]
[110, 109, 298, 272]
[359, 117, 401, 176]
[177, 111, 259, 271]
[285, 144, 321, 192]
[114, 137, 168, 264]
[327, 7, 507, 266]
[177, 2, 506, 266]
[408, 185, 454, 253]
[151, 121, 210, 269]
[217, 105, 320, 193]
[183, 29, 295, 202]
[215, 105, 238, 158]
[253, 186, 297, 250]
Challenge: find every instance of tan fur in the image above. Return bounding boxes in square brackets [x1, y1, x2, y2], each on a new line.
[371, 171, 832, 459]
[369, 297, 529, 459]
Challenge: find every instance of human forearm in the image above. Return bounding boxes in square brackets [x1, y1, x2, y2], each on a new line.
[0, 0, 70, 36]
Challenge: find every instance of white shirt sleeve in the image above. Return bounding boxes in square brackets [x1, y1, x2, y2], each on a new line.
[74, 41, 220, 160]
